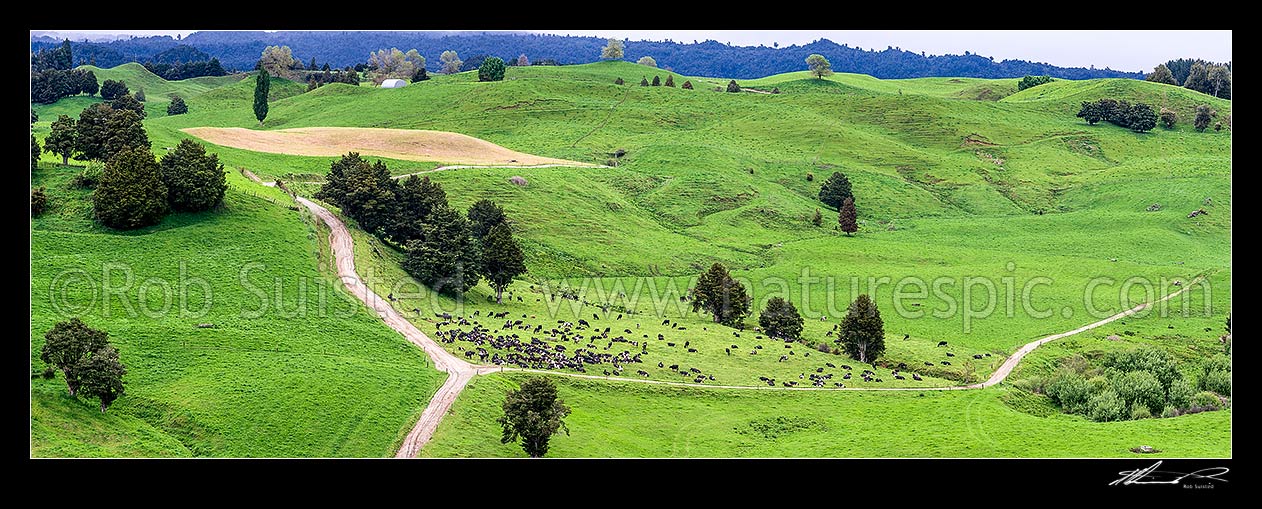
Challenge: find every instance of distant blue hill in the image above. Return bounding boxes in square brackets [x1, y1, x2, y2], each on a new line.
[31, 31, 1145, 80]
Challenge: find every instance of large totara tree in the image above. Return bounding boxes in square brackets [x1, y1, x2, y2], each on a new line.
[818, 171, 853, 209]
[44, 114, 77, 165]
[40, 318, 110, 397]
[94, 147, 168, 229]
[404, 205, 481, 296]
[837, 293, 885, 363]
[254, 68, 270, 126]
[478, 56, 507, 82]
[480, 223, 527, 304]
[160, 139, 227, 211]
[691, 262, 751, 327]
[74, 104, 149, 162]
[498, 377, 571, 458]
[806, 53, 833, 79]
[167, 95, 188, 116]
[838, 197, 858, 235]
[600, 38, 624, 60]
[77, 345, 127, 412]
[758, 296, 804, 340]
[109, 93, 146, 119]
[99, 79, 128, 101]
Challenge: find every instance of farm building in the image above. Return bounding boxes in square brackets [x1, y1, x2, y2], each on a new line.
[380, 79, 407, 89]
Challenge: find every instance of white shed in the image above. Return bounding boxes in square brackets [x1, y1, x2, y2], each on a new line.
[380, 79, 408, 89]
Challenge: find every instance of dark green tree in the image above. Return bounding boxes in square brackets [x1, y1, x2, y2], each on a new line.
[682, 80, 693, 90]
[664, 75, 675, 87]
[40, 318, 110, 397]
[838, 197, 858, 235]
[167, 95, 188, 115]
[254, 68, 270, 126]
[384, 174, 445, 244]
[31, 135, 40, 170]
[614, 77, 624, 85]
[31, 108, 38, 124]
[758, 296, 804, 340]
[1016, 75, 1053, 91]
[110, 93, 146, 119]
[478, 57, 506, 82]
[651, 75, 661, 86]
[481, 223, 527, 304]
[403, 205, 481, 296]
[691, 263, 752, 327]
[726, 80, 741, 93]
[837, 293, 885, 363]
[160, 139, 227, 211]
[468, 199, 507, 240]
[44, 115, 77, 165]
[818, 171, 853, 209]
[1126, 102, 1158, 132]
[811, 208, 822, 226]
[1076, 100, 1104, 124]
[341, 160, 397, 235]
[639, 77, 649, 86]
[412, 66, 429, 82]
[1159, 108, 1177, 129]
[134, 88, 146, 102]
[1194, 104, 1216, 132]
[1146, 64, 1178, 85]
[52, 39, 74, 70]
[76, 345, 127, 412]
[79, 70, 99, 96]
[498, 377, 571, 458]
[74, 104, 149, 162]
[93, 147, 168, 229]
[99, 79, 129, 100]
[314, 152, 367, 207]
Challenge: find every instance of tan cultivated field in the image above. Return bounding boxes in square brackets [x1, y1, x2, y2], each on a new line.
[182, 127, 594, 166]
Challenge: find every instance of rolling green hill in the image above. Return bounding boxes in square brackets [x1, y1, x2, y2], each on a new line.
[31, 60, 1230, 457]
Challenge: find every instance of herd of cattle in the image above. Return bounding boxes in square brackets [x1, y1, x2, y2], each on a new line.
[427, 309, 990, 387]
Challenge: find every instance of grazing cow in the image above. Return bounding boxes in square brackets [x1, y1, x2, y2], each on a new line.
[684, 341, 690, 348]
[834, 383, 845, 388]
[688, 348, 698, 353]
[658, 334, 665, 340]
[875, 378, 883, 383]
[779, 355, 788, 362]
[658, 362, 664, 368]
[895, 375, 905, 380]
[637, 370, 649, 377]
[925, 362, 934, 366]
[662, 319, 671, 326]
[937, 341, 948, 347]
[903, 334, 909, 340]
[912, 374, 922, 381]
[973, 354, 984, 360]
[942, 361, 951, 365]
[690, 367, 701, 373]
[726, 348, 731, 355]
[733, 332, 741, 337]
[841, 365, 852, 370]
[827, 362, 836, 368]
[843, 373, 852, 380]
[755, 345, 763, 349]
[985, 353, 992, 357]
[669, 364, 679, 370]
[618, 314, 623, 320]
[603, 370, 611, 376]
[897, 362, 907, 369]
[946, 352, 955, 357]
[816, 367, 824, 373]
[624, 329, 632, 334]
[785, 344, 792, 349]
[730, 344, 738, 349]
[667, 342, 675, 347]
[799, 373, 805, 379]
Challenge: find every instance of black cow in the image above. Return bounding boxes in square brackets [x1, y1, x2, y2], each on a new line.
[937, 341, 948, 347]
[946, 352, 955, 357]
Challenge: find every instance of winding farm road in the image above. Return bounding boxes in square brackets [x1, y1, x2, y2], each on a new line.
[289, 184, 1204, 455]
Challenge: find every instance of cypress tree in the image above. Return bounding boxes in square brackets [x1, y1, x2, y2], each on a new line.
[838, 197, 858, 236]
[254, 68, 270, 126]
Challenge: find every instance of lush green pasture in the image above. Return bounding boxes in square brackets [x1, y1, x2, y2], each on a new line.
[31, 60, 1230, 457]
[420, 372, 1230, 457]
[30, 163, 445, 457]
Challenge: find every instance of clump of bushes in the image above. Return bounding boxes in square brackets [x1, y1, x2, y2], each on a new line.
[1038, 346, 1228, 422]
[31, 187, 48, 216]
[70, 162, 104, 189]
[1076, 98, 1158, 132]
[1016, 75, 1054, 91]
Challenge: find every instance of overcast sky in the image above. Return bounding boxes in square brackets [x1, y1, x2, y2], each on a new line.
[35, 30, 1231, 72]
